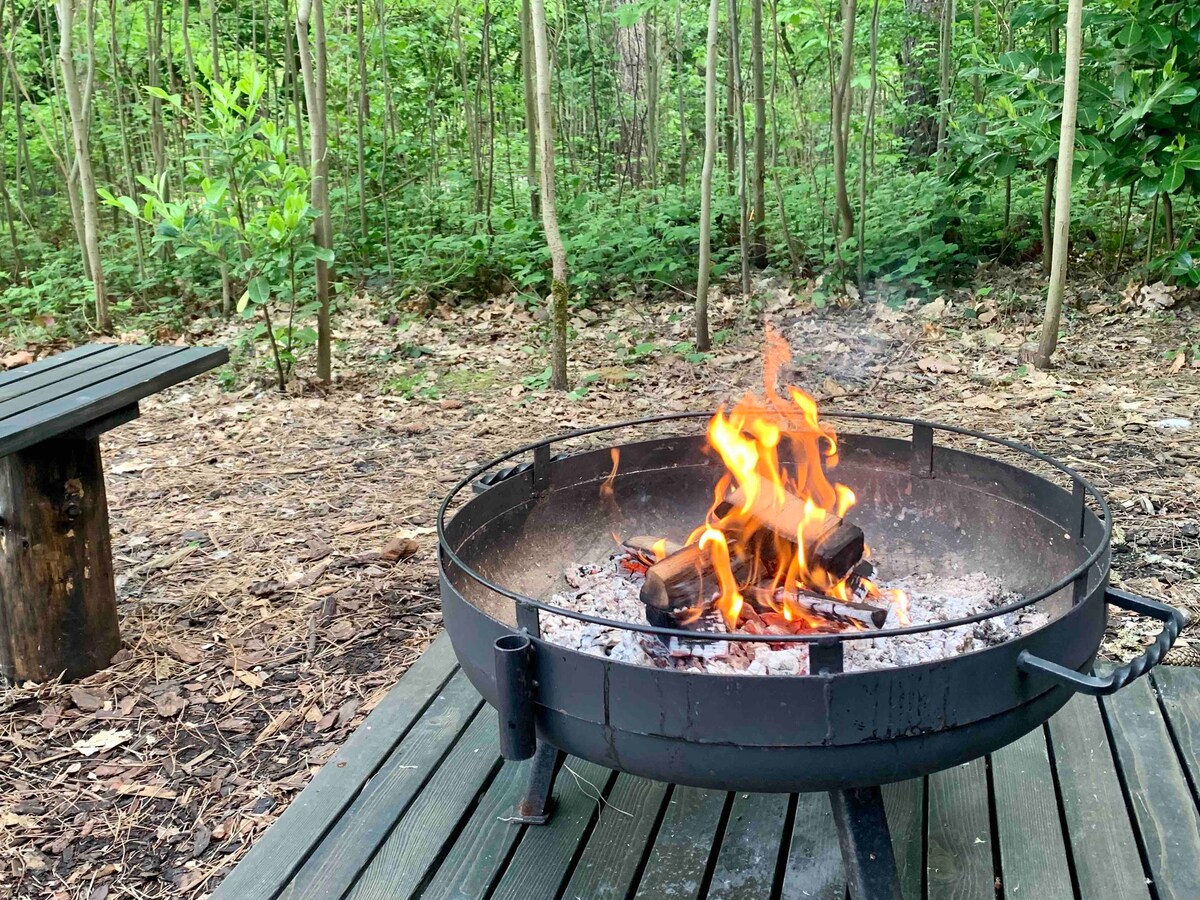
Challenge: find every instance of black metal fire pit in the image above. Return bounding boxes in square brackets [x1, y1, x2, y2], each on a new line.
[437, 413, 1186, 900]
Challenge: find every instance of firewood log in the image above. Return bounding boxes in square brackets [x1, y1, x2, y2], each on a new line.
[640, 541, 751, 610]
[746, 585, 887, 630]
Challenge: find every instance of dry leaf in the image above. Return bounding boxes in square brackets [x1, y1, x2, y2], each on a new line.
[167, 640, 205, 665]
[964, 394, 1009, 410]
[821, 377, 847, 397]
[326, 620, 356, 642]
[917, 356, 961, 374]
[114, 783, 177, 800]
[70, 687, 104, 712]
[381, 535, 420, 562]
[2, 350, 34, 369]
[72, 729, 133, 757]
[235, 671, 265, 690]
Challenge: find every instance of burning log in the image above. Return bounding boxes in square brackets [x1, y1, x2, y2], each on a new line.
[622, 535, 683, 563]
[747, 585, 888, 631]
[639, 541, 750, 610]
[722, 483, 864, 587]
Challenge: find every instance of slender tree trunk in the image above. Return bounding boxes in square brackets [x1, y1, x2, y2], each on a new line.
[612, 0, 646, 187]
[1041, 159, 1055, 274]
[831, 0, 857, 242]
[769, 0, 801, 274]
[1113, 182, 1134, 275]
[374, 0, 394, 275]
[728, 0, 750, 295]
[454, 4, 481, 215]
[647, 11, 659, 188]
[724, 22, 735, 179]
[1034, 0, 1083, 369]
[106, 0, 145, 282]
[356, 0, 369, 244]
[296, 0, 333, 382]
[56, 0, 108, 332]
[749, 0, 766, 262]
[530, 0, 568, 390]
[520, 0, 540, 216]
[857, 0, 881, 287]
[148, 0, 166, 191]
[1163, 192, 1175, 250]
[675, 0, 687, 188]
[696, 0, 720, 351]
[935, 0, 954, 171]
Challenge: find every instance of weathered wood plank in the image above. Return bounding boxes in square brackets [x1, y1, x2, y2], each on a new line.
[210, 636, 459, 900]
[560, 773, 670, 899]
[1104, 675, 1200, 900]
[0, 344, 123, 398]
[632, 786, 726, 900]
[280, 670, 483, 900]
[926, 758, 993, 900]
[345, 709, 502, 900]
[780, 793, 843, 900]
[882, 779, 924, 900]
[489, 759, 616, 900]
[417, 759, 528, 900]
[1047, 694, 1150, 900]
[1154, 667, 1200, 790]
[991, 726, 1073, 900]
[0, 346, 160, 418]
[0, 346, 227, 457]
[707, 791, 789, 900]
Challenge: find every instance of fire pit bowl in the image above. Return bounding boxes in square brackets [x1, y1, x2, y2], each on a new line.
[438, 413, 1185, 796]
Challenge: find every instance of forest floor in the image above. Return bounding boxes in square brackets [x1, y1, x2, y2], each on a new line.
[2, 264, 1200, 900]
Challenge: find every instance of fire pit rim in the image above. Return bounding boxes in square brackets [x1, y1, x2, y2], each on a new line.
[438, 411, 1113, 644]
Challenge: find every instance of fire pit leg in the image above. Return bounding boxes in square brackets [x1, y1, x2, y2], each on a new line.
[828, 786, 902, 900]
[510, 740, 562, 825]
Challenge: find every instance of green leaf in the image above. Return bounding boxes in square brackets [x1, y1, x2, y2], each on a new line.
[1178, 146, 1200, 170]
[313, 246, 335, 264]
[1144, 23, 1172, 49]
[237, 290, 251, 314]
[1162, 161, 1185, 193]
[248, 275, 270, 306]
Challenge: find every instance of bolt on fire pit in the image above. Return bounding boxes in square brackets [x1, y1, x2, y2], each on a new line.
[437, 411, 1187, 900]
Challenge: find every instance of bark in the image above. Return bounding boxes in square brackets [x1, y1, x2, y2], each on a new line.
[520, 0, 539, 215]
[530, 0, 568, 390]
[647, 11, 659, 187]
[148, 0, 166, 193]
[1041, 159, 1055, 274]
[769, 0, 801, 274]
[107, 0, 145, 282]
[613, 0, 646, 186]
[831, 0, 857, 242]
[356, 0, 369, 242]
[675, 0, 687, 187]
[56, 0, 108, 332]
[728, 0, 749, 295]
[695, 0, 720, 351]
[750, 0, 766, 261]
[1034, 0, 1083, 369]
[296, 0, 333, 382]
[935, 0, 954, 170]
[453, 4, 481, 214]
[858, 0, 881, 287]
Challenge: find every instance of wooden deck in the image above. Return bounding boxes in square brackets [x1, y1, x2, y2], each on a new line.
[214, 635, 1200, 900]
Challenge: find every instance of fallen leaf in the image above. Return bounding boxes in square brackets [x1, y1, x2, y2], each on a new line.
[917, 355, 961, 374]
[326, 620, 356, 642]
[821, 377, 847, 397]
[381, 536, 420, 562]
[72, 729, 133, 757]
[114, 783, 177, 800]
[70, 687, 104, 712]
[2, 350, 34, 369]
[235, 671, 265, 689]
[154, 691, 188, 718]
[964, 394, 1009, 410]
[918, 297, 947, 319]
[167, 641, 205, 665]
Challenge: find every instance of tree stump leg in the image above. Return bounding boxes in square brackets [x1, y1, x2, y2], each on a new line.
[0, 435, 121, 682]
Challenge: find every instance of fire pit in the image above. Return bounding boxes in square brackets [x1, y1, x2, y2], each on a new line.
[437, 355, 1186, 899]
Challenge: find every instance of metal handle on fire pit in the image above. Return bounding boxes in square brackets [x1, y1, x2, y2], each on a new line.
[1017, 588, 1189, 696]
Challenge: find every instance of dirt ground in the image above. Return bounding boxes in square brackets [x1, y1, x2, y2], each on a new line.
[2, 266, 1199, 899]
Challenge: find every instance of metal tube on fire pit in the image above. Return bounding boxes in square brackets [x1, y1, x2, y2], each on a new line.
[494, 633, 536, 760]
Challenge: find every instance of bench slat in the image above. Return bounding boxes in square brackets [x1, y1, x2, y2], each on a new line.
[780, 793, 843, 900]
[926, 757, 993, 900]
[0, 346, 227, 457]
[882, 779, 925, 900]
[632, 786, 726, 900]
[0, 345, 161, 413]
[0, 344, 122, 396]
[708, 791, 790, 900]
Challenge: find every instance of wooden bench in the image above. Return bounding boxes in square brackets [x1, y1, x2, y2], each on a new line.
[213, 632, 1200, 900]
[0, 343, 227, 682]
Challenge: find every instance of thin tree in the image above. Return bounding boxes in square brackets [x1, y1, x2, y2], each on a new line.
[935, 0, 954, 171]
[830, 0, 857, 242]
[56, 0, 108, 332]
[520, 0, 539, 215]
[749, 0, 766, 262]
[728, 0, 749, 296]
[1034, 0, 1083, 368]
[695, 0, 720, 351]
[530, 0, 568, 389]
[675, 0, 687, 188]
[857, 0, 881, 287]
[296, 0, 333, 382]
[355, 0, 369, 244]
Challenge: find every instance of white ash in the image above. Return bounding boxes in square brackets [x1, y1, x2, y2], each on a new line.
[544, 556, 1048, 675]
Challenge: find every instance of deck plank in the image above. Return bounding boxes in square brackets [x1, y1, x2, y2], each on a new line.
[882, 779, 924, 900]
[926, 758, 993, 900]
[1104, 675, 1200, 900]
[212, 636, 459, 900]
[632, 786, 726, 900]
[417, 760, 528, 900]
[1153, 667, 1200, 793]
[560, 773, 670, 899]
[489, 759, 616, 900]
[345, 710, 502, 900]
[279, 668, 483, 900]
[991, 726, 1073, 900]
[780, 793, 843, 900]
[707, 792, 789, 900]
[1047, 694, 1150, 900]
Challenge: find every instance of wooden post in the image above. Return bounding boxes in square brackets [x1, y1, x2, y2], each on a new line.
[0, 435, 120, 682]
